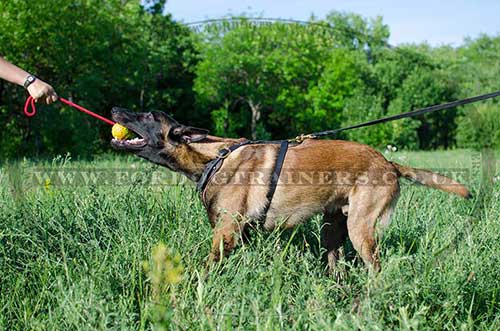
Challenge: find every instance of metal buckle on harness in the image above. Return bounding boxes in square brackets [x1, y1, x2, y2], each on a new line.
[218, 148, 231, 159]
[290, 134, 316, 143]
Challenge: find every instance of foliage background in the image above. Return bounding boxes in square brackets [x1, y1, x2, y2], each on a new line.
[1, 2, 499, 330]
[1, 1, 500, 158]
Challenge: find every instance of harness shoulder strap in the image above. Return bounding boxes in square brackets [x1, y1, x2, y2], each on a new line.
[258, 140, 289, 221]
[196, 140, 251, 193]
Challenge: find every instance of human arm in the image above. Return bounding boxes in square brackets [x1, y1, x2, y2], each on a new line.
[0, 56, 58, 104]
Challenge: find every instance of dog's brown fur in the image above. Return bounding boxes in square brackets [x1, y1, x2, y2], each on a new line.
[111, 110, 471, 272]
[196, 139, 470, 271]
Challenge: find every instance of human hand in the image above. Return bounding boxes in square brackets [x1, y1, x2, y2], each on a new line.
[27, 79, 58, 104]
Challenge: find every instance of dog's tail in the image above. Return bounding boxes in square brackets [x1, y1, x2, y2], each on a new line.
[391, 162, 472, 199]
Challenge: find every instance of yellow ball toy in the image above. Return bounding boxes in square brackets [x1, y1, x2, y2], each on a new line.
[112, 124, 132, 140]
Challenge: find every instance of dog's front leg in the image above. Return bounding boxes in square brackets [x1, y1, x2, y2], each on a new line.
[208, 212, 245, 264]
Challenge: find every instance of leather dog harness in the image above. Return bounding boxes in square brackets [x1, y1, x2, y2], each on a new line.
[197, 140, 289, 222]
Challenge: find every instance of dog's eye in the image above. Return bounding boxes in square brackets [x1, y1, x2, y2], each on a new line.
[167, 126, 183, 142]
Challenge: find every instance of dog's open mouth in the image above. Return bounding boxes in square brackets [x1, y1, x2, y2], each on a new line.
[110, 126, 148, 150]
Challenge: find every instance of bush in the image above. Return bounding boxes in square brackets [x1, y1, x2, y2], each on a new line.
[455, 103, 500, 149]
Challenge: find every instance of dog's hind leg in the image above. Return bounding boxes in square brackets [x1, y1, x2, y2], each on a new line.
[376, 186, 399, 239]
[346, 182, 399, 272]
[322, 208, 348, 274]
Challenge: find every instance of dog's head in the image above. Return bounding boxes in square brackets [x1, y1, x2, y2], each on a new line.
[111, 107, 208, 168]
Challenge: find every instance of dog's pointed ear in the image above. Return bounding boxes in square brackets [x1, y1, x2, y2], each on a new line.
[171, 126, 209, 144]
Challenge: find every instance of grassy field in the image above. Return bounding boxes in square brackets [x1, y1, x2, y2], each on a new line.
[0, 150, 499, 330]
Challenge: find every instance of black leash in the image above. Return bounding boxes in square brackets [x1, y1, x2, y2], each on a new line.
[297, 90, 500, 140]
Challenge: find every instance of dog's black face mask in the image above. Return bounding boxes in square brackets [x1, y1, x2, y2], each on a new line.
[111, 107, 208, 169]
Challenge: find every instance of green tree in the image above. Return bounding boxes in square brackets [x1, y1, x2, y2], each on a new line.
[451, 35, 500, 149]
[0, 0, 197, 158]
[194, 13, 388, 140]
[358, 46, 459, 149]
[455, 103, 500, 149]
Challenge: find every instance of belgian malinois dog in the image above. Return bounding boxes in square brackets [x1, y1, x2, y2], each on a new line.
[111, 108, 471, 272]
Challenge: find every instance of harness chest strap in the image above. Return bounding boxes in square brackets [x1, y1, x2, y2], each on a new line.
[197, 140, 289, 221]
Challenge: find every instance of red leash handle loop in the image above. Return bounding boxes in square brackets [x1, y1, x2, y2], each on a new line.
[24, 96, 36, 117]
[23, 95, 115, 126]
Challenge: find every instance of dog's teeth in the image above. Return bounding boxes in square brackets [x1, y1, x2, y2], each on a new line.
[127, 138, 145, 145]
[112, 136, 145, 146]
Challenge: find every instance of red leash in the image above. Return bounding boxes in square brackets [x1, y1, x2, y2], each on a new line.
[24, 95, 115, 126]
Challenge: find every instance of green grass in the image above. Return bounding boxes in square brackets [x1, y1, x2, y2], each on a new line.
[1, 150, 499, 330]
